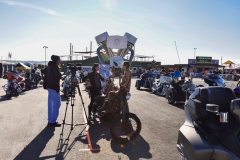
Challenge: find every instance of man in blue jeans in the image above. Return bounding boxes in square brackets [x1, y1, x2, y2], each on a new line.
[46, 55, 62, 127]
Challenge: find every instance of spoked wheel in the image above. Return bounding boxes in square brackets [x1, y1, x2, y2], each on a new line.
[110, 113, 141, 143]
[168, 92, 176, 104]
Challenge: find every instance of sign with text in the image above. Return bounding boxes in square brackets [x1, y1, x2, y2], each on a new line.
[196, 56, 212, 64]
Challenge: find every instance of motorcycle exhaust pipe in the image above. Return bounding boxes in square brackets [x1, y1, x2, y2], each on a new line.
[219, 112, 228, 123]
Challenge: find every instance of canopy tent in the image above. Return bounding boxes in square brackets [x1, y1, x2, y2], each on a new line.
[223, 60, 235, 64]
[24, 62, 34, 67]
[16, 63, 30, 70]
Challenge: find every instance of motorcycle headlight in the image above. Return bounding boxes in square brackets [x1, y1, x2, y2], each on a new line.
[126, 93, 131, 100]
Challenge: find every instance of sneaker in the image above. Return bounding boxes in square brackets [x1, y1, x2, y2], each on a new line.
[48, 122, 61, 127]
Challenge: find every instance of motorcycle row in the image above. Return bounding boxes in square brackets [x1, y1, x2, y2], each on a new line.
[2, 70, 42, 98]
[136, 72, 240, 160]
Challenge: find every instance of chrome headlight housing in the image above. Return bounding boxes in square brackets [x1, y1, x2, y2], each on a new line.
[126, 93, 131, 100]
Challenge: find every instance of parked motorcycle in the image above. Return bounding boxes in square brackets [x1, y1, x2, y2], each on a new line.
[94, 77, 141, 143]
[135, 72, 157, 90]
[23, 71, 32, 90]
[166, 79, 203, 104]
[151, 73, 172, 96]
[61, 74, 71, 98]
[2, 71, 25, 98]
[204, 73, 226, 87]
[177, 86, 240, 160]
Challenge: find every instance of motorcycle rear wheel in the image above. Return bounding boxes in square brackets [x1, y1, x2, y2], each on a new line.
[110, 113, 141, 143]
[168, 92, 176, 104]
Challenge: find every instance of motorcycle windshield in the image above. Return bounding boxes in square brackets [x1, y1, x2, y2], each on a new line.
[213, 78, 225, 85]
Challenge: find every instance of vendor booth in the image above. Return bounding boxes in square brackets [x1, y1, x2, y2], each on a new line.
[16, 63, 31, 70]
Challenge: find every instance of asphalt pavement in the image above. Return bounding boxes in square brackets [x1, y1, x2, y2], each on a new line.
[0, 77, 238, 160]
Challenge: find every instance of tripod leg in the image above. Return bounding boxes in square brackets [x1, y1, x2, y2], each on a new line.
[71, 96, 74, 130]
[61, 97, 70, 134]
[77, 85, 88, 122]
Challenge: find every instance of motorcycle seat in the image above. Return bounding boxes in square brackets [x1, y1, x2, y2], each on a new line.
[230, 99, 240, 123]
[200, 87, 236, 112]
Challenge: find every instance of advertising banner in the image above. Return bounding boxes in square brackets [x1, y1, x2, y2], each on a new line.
[196, 56, 212, 64]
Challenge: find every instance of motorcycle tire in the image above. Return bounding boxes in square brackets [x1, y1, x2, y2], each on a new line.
[135, 82, 140, 90]
[110, 112, 141, 144]
[168, 92, 176, 104]
[6, 88, 14, 98]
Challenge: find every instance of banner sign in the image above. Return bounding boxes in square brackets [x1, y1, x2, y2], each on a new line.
[196, 56, 212, 64]
[188, 59, 219, 65]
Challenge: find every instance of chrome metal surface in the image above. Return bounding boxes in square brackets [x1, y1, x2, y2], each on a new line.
[219, 112, 228, 123]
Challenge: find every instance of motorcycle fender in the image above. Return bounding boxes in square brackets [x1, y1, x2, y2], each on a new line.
[177, 125, 214, 160]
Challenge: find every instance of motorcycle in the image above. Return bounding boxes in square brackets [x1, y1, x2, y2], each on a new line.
[135, 72, 157, 90]
[61, 74, 71, 98]
[177, 86, 240, 160]
[94, 77, 141, 143]
[2, 71, 25, 98]
[203, 73, 226, 87]
[151, 73, 172, 96]
[23, 71, 32, 90]
[166, 79, 203, 104]
[31, 72, 42, 88]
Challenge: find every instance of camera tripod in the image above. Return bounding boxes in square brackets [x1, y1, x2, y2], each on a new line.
[62, 75, 88, 131]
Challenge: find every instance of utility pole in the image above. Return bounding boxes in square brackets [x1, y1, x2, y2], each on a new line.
[193, 48, 197, 59]
[70, 43, 72, 61]
[90, 41, 92, 57]
[43, 46, 48, 67]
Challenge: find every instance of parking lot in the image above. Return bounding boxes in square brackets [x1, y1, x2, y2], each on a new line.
[0, 77, 238, 160]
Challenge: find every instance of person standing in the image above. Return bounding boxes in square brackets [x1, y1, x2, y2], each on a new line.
[120, 61, 132, 92]
[181, 68, 185, 80]
[82, 63, 108, 120]
[173, 68, 181, 82]
[46, 55, 62, 127]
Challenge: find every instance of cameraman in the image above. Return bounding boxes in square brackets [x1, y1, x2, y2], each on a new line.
[46, 55, 62, 127]
[82, 63, 108, 120]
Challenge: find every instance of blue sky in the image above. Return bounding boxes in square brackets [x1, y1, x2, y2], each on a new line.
[0, 0, 239, 64]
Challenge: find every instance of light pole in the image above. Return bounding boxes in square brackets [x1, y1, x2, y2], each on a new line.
[43, 46, 48, 67]
[193, 48, 197, 59]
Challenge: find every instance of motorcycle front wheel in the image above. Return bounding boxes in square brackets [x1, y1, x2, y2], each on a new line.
[110, 112, 141, 143]
[6, 87, 14, 98]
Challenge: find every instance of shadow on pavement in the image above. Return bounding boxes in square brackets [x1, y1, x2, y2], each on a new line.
[88, 119, 111, 152]
[111, 135, 152, 160]
[14, 126, 55, 160]
[170, 103, 185, 110]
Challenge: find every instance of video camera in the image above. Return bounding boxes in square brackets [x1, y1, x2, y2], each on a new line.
[67, 63, 82, 76]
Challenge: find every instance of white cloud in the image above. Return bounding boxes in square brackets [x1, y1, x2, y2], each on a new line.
[0, 0, 64, 17]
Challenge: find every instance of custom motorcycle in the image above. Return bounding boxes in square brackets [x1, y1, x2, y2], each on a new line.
[203, 73, 226, 87]
[2, 71, 25, 98]
[151, 73, 172, 96]
[177, 86, 240, 160]
[94, 76, 141, 143]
